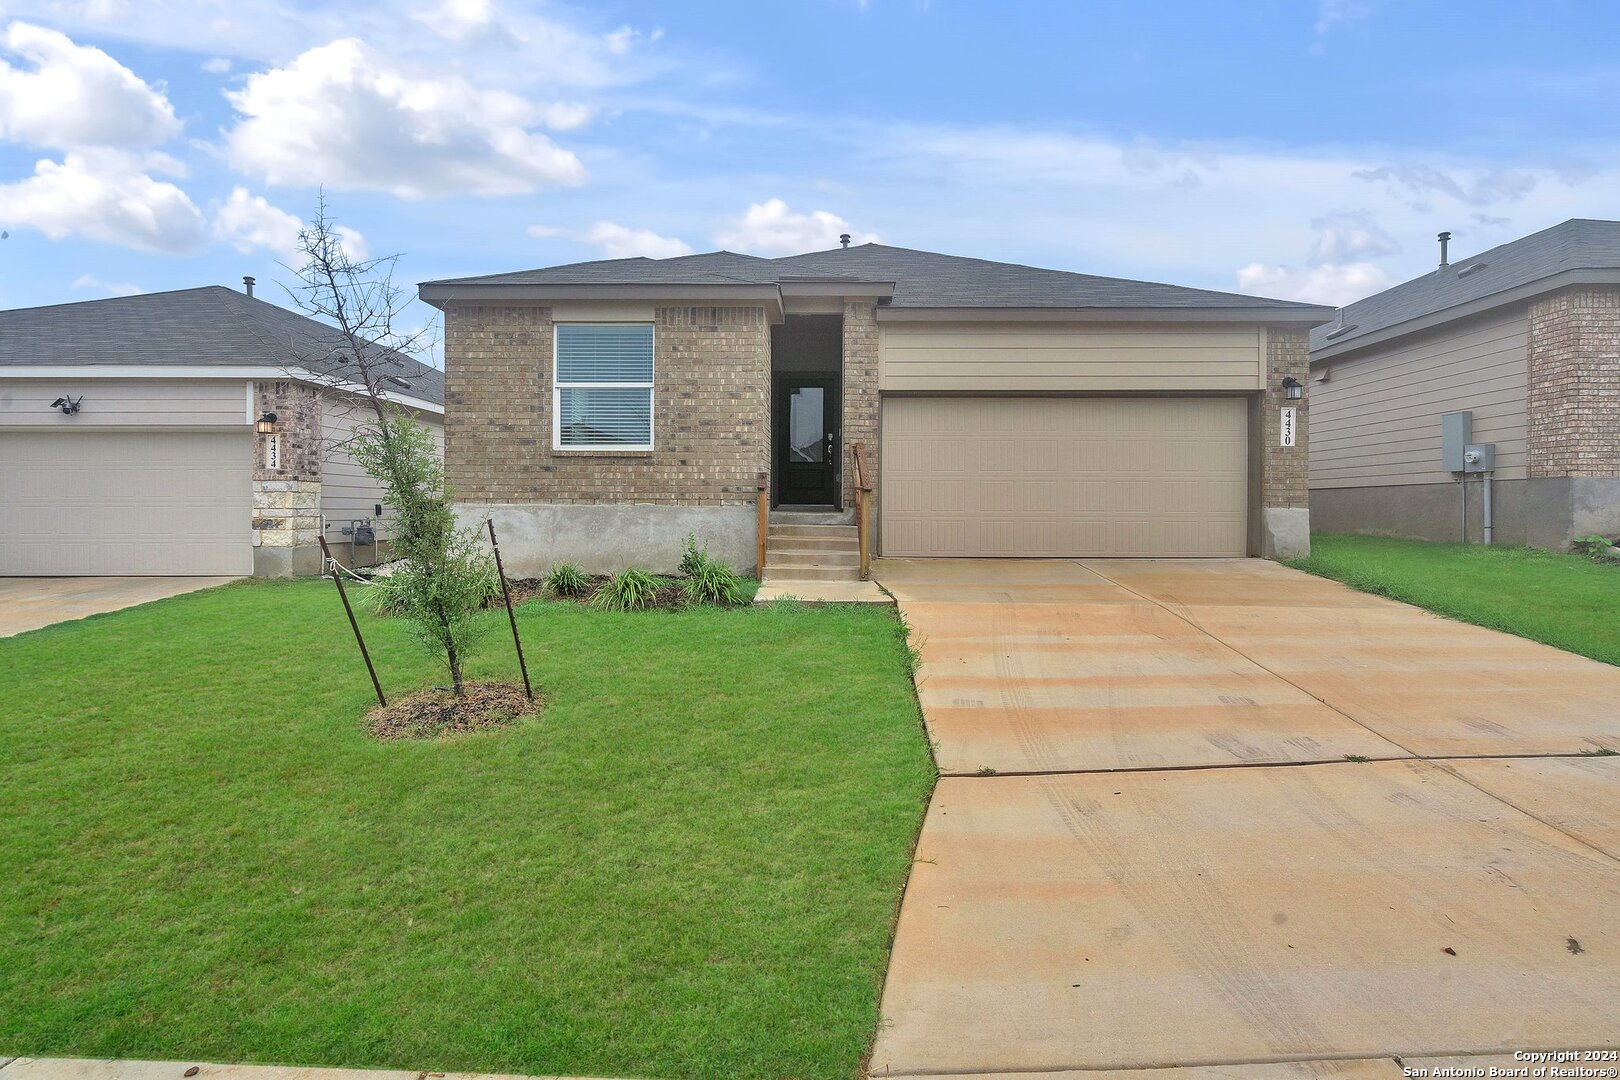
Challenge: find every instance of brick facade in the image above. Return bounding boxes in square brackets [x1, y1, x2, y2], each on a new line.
[1261, 327, 1310, 510]
[1527, 286, 1620, 479]
[841, 300, 880, 507]
[445, 303, 770, 506]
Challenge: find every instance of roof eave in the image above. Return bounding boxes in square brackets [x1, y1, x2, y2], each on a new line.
[777, 279, 895, 299]
[875, 304, 1336, 325]
[417, 281, 786, 321]
[1311, 267, 1620, 362]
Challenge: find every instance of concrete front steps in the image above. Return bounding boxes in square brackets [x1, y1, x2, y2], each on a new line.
[755, 518, 889, 603]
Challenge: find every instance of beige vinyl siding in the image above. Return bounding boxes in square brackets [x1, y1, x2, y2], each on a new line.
[881, 396, 1248, 557]
[319, 395, 444, 539]
[0, 378, 249, 427]
[0, 429, 252, 575]
[1310, 308, 1528, 489]
[879, 322, 1264, 392]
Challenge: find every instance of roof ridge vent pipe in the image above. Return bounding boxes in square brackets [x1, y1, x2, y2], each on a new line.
[1437, 231, 1451, 268]
[243, 275, 256, 298]
[839, 233, 851, 248]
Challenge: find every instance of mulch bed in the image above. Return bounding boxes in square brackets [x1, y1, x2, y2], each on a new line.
[366, 680, 539, 741]
[489, 577, 690, 611]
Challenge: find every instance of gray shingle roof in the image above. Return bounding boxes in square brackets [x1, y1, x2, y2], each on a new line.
[1311, 218, 1620, 354]
[0, 285, 444, 404]
[424, 243, 1328, 313]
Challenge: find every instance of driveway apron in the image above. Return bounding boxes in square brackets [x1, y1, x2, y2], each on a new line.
[870, 558, 1620, 1077]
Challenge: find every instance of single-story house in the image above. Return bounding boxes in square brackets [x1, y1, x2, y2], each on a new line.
[1309, 218, 1620, 549]
[0, 282, 444, 577]
[419, 243, 1331, 575]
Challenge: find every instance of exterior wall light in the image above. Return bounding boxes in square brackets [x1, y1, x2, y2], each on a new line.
[1281, 377, 1303, 401]
[256, 412, 278, 434]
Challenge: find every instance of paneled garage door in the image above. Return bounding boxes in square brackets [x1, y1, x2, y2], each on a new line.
[0, 429, 253, 575]
[881, 396, 1248, 557]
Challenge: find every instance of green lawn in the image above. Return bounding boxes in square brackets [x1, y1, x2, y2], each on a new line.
[0, 582, 935, 1080]
[1291, 533, 1620, 666]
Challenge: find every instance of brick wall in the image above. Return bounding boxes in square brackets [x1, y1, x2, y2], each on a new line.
[1527, 286, 1620, 478]
[444, 303, 770, 505]
[253, 380, 321, 482]
[842, 300, 880, 507]
[1261, 327, 1310, 509]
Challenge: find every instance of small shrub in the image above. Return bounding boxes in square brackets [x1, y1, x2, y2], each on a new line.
[544, 562, 590, 597]
[1571, 535, 1620, 563]
[589, 567, 661, 612]
[683, 559, 744, 607]
[679, 533, 709, 578]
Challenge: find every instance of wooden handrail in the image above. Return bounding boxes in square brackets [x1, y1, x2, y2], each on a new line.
[850, 443, 873, 580]
[756, 470, 769, 577]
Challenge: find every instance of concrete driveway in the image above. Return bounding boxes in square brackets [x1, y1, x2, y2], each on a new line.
[0, 577, 238, 637]
[870, 558, 1620, 1077]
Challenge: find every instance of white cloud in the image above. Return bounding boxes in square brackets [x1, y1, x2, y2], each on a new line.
[214, 186, 368, 260]
[714, 198, 876, 256]
[541, 101, 593, 130]
[413, 0, 514, 44]
[1237, 261, 1393, 307]
[1309, 210, 1400, 264]
[0, 20, 181, 150]
[222, 38, 587, 198]
[72, 273, 142, 296]
[526, 224, 564, 239]
[585, 221, 692, 259]
[201, 56, 232, 74]
[0, 150, 205, 252]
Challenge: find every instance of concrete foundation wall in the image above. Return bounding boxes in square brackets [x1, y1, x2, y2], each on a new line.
[1312, 478, 1547, 546]
[1260, 507, 1311, 560]
[457, 503, 757, 578]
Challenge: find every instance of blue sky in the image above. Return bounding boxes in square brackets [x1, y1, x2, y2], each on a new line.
[2, 0, 1618, 361]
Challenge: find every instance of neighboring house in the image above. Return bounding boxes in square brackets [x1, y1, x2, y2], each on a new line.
[1309, 219, 1620, 549]
[0, 283, 444, 577]
[419, 244, 1330, 575]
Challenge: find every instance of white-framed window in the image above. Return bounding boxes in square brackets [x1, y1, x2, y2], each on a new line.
[553, 323, 655, 451]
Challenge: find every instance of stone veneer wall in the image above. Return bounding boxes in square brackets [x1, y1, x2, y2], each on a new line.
[251, 379, 323, 577]
[1527, 287, 1620, 479]
[841, 300, 881, 509]
[1258, 327, 1311, 558]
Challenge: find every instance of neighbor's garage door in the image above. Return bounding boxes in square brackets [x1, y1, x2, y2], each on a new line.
[881, 396, 1248, 557]
[0, 429, 253, 575]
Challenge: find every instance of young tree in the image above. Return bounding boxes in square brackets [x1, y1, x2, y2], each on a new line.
[288, 197, 495, 696]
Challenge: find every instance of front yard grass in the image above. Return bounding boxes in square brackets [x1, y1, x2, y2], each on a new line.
[1291, 533, 1620, 666]
[0, 581, 935, 1080]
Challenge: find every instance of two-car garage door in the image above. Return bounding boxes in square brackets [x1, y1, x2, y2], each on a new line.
[0, 430, 253, 575]
[881, 396, 1248, 557]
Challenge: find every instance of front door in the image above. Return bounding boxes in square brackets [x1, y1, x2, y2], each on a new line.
[775, 377, 839, 507]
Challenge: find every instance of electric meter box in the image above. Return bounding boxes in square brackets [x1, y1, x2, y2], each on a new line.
[1442, 411, 1472, 472]
[1463, 443, 1496, 474]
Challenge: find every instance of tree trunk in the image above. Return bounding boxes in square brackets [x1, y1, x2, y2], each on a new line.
[446, 640, 465, 697]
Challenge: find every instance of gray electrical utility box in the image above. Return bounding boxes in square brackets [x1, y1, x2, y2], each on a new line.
[1463, 443, 1496, 473]
[1442, 411, 1472, 472]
